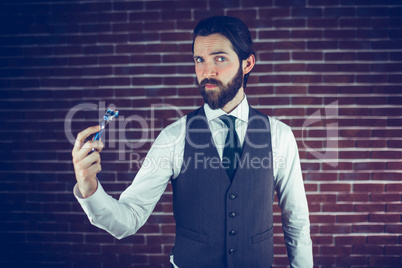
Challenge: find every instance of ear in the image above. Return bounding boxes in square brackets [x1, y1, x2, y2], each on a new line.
[242, 54, 255, 75]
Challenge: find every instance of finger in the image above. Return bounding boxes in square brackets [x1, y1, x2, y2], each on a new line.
[75, 161, 101, 183]
[75, 141, 101, 164]
[97, 140, 104, 153]
[85, 161, 102, 178]
[72, 125, 101, 154]
[76, 151, 101, 171]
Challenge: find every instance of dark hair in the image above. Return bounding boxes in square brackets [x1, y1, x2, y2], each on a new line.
[192, 16, 255, 88]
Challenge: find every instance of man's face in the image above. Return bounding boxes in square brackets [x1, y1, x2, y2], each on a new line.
[193, 34, 243, 110]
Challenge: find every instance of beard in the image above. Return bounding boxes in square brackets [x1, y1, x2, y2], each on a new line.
[197, 65, 243, 110]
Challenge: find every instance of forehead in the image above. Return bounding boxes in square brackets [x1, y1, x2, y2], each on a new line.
[193, 33, 235, 55]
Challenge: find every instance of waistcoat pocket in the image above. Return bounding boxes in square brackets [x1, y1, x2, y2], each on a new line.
[252, 226, 273, 244]
[177, 225, 209, 244]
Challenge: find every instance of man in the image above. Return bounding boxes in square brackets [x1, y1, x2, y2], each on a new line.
[72, 16, 313, 267]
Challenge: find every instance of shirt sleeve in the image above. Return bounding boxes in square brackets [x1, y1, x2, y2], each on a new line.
[273, 119, 314, 268]
[74, 121, 183, 239]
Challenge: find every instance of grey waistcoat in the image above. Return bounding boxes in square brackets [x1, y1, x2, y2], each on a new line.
[171, 106, 274, 268]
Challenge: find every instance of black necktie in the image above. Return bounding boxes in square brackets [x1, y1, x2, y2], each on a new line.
[220, 115, 242, 181]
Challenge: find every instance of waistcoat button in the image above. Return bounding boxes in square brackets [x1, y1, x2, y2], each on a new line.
[229, 230, 236, 236]
[229, 212, 236, 217]
[229, 194, 236, 199]
[229, 248, 235, 255]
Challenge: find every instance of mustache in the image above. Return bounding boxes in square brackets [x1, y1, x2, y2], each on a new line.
[199, 78, 223, 87]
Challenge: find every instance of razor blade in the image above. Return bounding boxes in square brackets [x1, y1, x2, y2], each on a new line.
[93, 107, 119, 142]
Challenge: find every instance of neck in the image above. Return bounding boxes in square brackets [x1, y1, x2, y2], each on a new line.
[222, 88, 244, 114]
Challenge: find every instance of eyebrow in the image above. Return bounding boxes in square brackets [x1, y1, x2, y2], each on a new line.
[193, 51, 229, 58]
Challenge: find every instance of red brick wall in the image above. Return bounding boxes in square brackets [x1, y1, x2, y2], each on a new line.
[1, 0, 401, 267]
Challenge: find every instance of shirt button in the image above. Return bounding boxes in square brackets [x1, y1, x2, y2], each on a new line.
[229, 230, 236, 236]
[229, 212, 236, 217]
[229, 248, 235, 255]
[229, 194, 236, 200]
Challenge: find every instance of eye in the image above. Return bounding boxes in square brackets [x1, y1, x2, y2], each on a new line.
[194, 57, 203, 63]
[216, 56, 226, 62]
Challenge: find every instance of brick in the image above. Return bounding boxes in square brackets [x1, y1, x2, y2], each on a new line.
[307, 194, 337, 203]
[308, 85, 339, 94]
[372, 151, 402, 159]
[385, 224, 402, 233]
[321, 183, 351, 192]
[310, 214, 336, 224]
[385, 245, 402, 255]
[355, 204, 386, 213]
[325, 52, 356, 61]
[259, 30, 290, 39]
[335, 256, 368, 266]
[386, 183, 402, 192]
[353, 224, 385, 233]
[314, 256, 335, 267]
[308, 0, 339, 5]
[358, 29, 389, 39]
[352, 245, 384, 255]
[357, 7, 389, 17]
[293, 52, 322, 61]
[375, 87, 402, 96]
[339, 150, 370, 159]
[388, 141, 402, 149]
[367, 235, 398, 244]
[308, 18, 338, 28]
[274, 64, 306, 72]
[337, 214, 369, 223]
[292, 7, 322, 17]
[321, 245, 351, 256]
[292, 74, 322, 83]
[373, 40, 402, 50]
[259, 74, 291, 83]
[339, 63, 370, 72]
[274, 0, 306, 7]
[321, 224, 352, 234]
[353, 162, 385, 170]
[387, 204, 402, 212]
[129, 11, 160, 21]
[274, 18, 306, 28]
[259, 52, 290, 61]
[354, 184, 386, 192]
[113, 1, 143, 10]
[357, 52, 388, 61]
[259, 8, 289, 18]
[323, 204, 354, 212]
[340, 41, 372, 50]
[387, 162, 402, 170]
[325, 30, 355, 39]
[306, 172, 338, 181]
[356, 97, 388, 105]
[356, 140, 386, 148]
[324, 7, 355, 17]
[275, 41, 306, 49]
[372, 107, 402, 116]
[370, 213, 401, 223]
[369, 256, 401, 266]
[311, 235, 333, 245]
[373, 172, 402, 181]
[338, 193, 369, 202]
[324, 74, 355, 83]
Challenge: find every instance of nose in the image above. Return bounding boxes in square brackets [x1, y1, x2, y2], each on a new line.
[202, 61, 217, 79]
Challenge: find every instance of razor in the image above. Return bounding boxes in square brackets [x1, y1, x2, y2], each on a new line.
[93, 107, 119, 142]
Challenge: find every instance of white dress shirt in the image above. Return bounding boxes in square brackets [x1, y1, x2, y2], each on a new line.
[74, 96, 313, 267]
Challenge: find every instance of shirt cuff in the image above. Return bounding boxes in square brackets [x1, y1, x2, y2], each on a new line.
[73, 180, 108, 215]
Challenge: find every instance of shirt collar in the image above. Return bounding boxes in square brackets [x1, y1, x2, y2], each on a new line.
[204, 94, 249, 123]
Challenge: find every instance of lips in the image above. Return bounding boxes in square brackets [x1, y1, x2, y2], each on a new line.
[205, 83, 218, 89]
